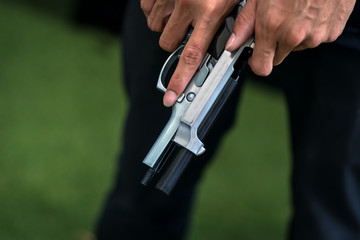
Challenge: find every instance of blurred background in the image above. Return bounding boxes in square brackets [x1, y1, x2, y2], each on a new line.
[0, 0, 291, 239]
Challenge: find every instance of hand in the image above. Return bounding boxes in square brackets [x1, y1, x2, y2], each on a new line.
[225, 0, 357, 76]
[141, 0, 239, 107]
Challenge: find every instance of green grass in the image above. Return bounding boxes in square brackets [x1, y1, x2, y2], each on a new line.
[0, 2, 124, 239]
[0, 1, 291, 239]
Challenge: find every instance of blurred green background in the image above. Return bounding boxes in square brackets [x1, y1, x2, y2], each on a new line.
[0, 0, 291, 239]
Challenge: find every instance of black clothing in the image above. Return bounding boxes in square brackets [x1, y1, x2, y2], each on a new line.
[339, 0, 360, 50]
[347, 0, 360, 30]
[96, 1, 360, 239]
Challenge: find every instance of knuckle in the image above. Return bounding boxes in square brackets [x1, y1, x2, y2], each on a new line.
[285, 29, 306, 48]
[327, 28, 342, 43]
[156, 0, 168, 8]
[140, 0, 151, 13]
[327, 34, 338, 43]
[265, 17, 281, 31]
[147, 17, 154, 29]
[180, 0, 225, 17]
[306, 35, 323, 48]
[181, 45, 203, 65]
[305, 29, 329, 48]
[159, 35, 176, 52]
[147, 17, 162, 32]
[202, 1, 224, 16]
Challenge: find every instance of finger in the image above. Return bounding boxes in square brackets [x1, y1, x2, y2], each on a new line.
[273, 42, 292, 66]
[273, 22, 309, 64]
[274, 32, 304, 65]
[249, 37, 276, 76]
[159, 9, 192, 52]
[163, 23, 219, 107]
[273, 31, 299, 66]
[225, 0, 256, 51]
[248, 19, 277, 76]
[140, 0, 156, 17]
[273, 41, 294, 66]
[147, 0, 175, 32]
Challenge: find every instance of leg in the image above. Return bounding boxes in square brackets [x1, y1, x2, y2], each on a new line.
[274, 44, 360, 239]
[95, 1, 245, 239]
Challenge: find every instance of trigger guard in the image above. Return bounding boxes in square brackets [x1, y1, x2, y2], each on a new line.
[157, 45, 184, 93]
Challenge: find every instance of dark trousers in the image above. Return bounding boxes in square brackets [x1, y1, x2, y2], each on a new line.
[96, 1, 360, 239]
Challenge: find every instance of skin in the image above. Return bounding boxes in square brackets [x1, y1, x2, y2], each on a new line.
[141, 0, 356, 107]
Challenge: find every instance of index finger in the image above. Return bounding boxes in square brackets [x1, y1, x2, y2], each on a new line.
[163, 23, 219, 107]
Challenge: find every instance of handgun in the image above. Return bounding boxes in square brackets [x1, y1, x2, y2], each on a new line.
[141, 1, 255, 194]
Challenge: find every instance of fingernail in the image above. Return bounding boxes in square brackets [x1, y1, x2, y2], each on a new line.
[225, 33, 235, 50]
[163, 90, 177, 107]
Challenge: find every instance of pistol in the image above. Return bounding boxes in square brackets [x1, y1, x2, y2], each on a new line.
[141, 1, 255, 194]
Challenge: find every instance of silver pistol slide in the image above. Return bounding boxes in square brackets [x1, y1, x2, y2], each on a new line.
[141, 1, 255, 194]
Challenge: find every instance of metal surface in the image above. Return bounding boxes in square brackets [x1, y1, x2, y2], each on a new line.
[141, 1, 254, 193]
[143, 52, 215, 167]
[172, 38, 255, 155]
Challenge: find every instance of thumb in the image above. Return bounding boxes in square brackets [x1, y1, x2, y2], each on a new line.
[225, 1, 256, 51]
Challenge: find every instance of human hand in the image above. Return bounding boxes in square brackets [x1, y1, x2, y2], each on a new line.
[141, 0, 239, 107]
[225, 0, 357, 76]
